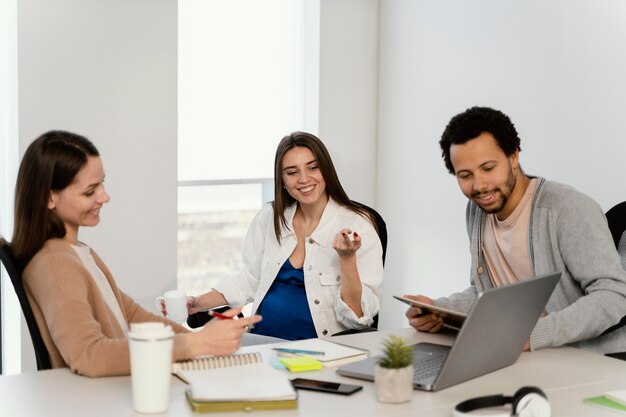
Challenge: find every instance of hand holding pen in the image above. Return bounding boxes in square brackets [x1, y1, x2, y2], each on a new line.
[208, 310, 237, 320]
[332, 228, 361, 259]
[191, 307, 262, 357]
[208, 307, 257, 330]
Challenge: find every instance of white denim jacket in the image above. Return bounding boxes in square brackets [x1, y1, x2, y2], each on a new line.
[214, 198, 384, 337]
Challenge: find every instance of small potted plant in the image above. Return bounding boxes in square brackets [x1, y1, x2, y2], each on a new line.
[375, 335, 414, 403]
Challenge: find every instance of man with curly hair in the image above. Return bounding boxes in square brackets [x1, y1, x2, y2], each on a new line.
[405, 106, 626, 353]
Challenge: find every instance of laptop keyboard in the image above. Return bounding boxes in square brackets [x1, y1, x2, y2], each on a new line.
[413, 351, 449, 381]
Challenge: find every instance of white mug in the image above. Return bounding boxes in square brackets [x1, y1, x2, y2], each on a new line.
[155, 289, 188, 323]
[128, 322, 174, 413]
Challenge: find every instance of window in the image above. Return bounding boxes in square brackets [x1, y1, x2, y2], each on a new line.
[177, 181, 271, 294]
[178, 0, 318, 296]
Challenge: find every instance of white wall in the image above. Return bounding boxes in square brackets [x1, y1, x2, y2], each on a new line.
[377, 0, 626, 329]
[13, 0, 626, 362]
[0, 0, 21, 375]
[18, 0, 177, 369]
[318, 0, 379, 207]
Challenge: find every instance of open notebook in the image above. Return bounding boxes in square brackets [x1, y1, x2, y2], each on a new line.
[174, 352, 298, 412]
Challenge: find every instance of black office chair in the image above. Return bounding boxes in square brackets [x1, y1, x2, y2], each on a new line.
[353, 201, 387, 267]
[601, 202, 626, 359]
[0, 238, 52, 371]
[606, 201, 626, 257]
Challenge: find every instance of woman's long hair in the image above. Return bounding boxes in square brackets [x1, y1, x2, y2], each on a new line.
[271, 132, 376, 241]
[11, 130, 99, 268]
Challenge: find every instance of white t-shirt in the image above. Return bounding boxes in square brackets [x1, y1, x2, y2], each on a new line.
[71, 244, 129, 333]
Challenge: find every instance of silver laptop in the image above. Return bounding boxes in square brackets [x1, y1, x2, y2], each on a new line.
[336, 271, 561, 391]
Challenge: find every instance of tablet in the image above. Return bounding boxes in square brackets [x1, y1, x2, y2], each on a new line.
[393, 295, 467, 330]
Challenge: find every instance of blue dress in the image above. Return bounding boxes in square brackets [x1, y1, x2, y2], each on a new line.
[252, 258, 317, 340]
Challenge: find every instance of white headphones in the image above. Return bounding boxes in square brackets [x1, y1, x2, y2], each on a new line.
[453, 386, 551, 417]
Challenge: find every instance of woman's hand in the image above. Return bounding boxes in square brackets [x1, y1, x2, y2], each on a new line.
[332, 228, 361, 259]
[186, 296, 202, 315]
[332, 228, 364, 317]
[158, 298, 167, 317]
[190, 307, 263, 356]
[404, 294, 445, 333]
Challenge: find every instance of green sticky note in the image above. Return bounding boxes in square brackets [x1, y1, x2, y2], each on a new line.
[583, 396, 626, 413]
[279, 356, 323, 372]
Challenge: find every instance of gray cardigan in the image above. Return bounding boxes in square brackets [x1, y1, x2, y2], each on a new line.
[435, 177, 626, 353]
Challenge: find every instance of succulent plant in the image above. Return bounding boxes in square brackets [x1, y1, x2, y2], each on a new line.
[377, 335, 413, 369]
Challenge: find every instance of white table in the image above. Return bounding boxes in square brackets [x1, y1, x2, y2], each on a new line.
[2, 327, 626, 417]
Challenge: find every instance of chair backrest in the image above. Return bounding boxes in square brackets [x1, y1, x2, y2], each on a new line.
[0, 239, 52, 370]
[606, 201, 626, 250]
[352, 201, 387, 266]
[600, 203, 626, 336]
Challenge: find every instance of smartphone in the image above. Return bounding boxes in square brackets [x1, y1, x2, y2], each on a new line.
[290, 378, 363, 395]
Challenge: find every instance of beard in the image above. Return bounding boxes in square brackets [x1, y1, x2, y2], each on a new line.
[471, 165, 517, 214]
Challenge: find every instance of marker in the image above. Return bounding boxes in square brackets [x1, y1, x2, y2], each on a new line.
[272, 348, 325, 356]
[208, 310, 235, 320]
[208, 309, 256, 330]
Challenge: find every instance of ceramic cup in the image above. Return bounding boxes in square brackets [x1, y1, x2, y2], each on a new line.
[155, 289, 187, 323]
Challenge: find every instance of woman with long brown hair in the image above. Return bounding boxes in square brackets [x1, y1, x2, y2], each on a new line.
[10, 130, 260, 377]
[177, 132, 383, 339]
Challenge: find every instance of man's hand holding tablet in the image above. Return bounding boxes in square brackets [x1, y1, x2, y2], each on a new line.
[395, 295, 466, 332]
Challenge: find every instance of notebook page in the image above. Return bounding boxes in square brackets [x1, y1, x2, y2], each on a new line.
[276, 338, 368, 363]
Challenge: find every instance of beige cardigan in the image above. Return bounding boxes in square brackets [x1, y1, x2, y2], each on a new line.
[23, 238, 191, 377]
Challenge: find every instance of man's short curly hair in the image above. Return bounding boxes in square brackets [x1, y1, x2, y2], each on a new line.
[439, 107, 521, 175]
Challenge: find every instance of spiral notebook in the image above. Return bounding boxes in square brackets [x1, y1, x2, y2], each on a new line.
[173, 352, 263, 378]
[173, 352, 298, 411]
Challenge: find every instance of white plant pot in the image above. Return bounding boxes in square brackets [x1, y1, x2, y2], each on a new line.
[374, 364, 414, 404]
